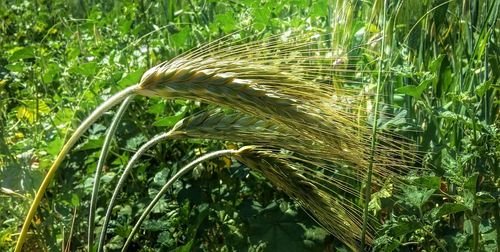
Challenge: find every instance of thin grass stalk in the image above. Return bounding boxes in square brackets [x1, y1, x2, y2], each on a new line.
[360, 0, 387, 248]
[97, 131, 174, 252]
[15, 84, 139, 252]
[121, 148, 242, 251]
[88, 96, 134, 249]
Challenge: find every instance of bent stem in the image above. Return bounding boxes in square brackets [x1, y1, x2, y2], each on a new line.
[88, 96, 134, 250]
[121, 148, 242, 252]
[97, 131, 174, 252]
[15, 84, 139, 252]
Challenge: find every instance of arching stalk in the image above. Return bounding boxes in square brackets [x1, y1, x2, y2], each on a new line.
[97, 132, 174, 252]
[15, 84, 139, 252]
[88, 96, 134, 250]
[121, 148, 242, 251]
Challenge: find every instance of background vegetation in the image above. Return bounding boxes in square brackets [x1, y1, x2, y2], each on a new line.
[0, 0, 498, 251]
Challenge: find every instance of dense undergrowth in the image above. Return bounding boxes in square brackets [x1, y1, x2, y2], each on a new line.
[0, 0, 499, 251]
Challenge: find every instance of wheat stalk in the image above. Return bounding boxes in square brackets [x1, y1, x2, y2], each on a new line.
[16, 30, 420, 251]
[96, 109, 396, 250]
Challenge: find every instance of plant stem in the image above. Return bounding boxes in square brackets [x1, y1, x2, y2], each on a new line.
[15, 84, 139, 252]
[121, 148, 241, 252]
[360, 0, 387, 249]
[97, 132, 173, 252]
[88, 95, 134, 250]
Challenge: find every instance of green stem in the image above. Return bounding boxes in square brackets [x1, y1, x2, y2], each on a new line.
[14, 84, 139, 252]
[472, 217, 479, 252]
[425, 226, 447, 251]
[360, 0, 387, 249]
[121, 148, 241, 252]
[97, 132, 173, 252]
[88, 96, 134, 250]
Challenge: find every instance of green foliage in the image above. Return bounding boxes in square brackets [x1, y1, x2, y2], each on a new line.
[0, 0, 498, 251]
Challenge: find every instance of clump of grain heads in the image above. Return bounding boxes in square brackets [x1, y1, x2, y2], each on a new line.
[16, 30, 420, 252]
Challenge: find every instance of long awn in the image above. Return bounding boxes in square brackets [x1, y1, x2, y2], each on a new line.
[16, 28, 420, 251]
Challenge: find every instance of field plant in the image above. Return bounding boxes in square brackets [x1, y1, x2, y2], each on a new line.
[0, 0, 498, 251]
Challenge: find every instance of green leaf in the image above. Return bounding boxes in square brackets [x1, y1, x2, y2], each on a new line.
[75, 137, 104, 151]
[5, 63, 24, 72]
[126, 134, 148, 149]
[42, 63, 61, 83]
[388, 216, 421, 237]
[171, 240, 193, 252]
[475, 80, 492, 97]
[66, 45, 80, 61]
[118, 68, 145, 88]
[215, 13, 236, 33]
[15, 100, 51, 123]
[254, 7, 271, 30]
[435, 203, 469, 218]
[171, 27, 189, 48]
[401, 186, 435, 209]
[46, 138, 63, 156]
[153, 106, 186, 127]
[69, 62, 98, 76]
[410, 176, 441, 189]
[8, 46, 35, 61]
[476, 192, 496, 203]
[429, 54, 445, 72]
[464, 173, 478, 193]
[396, 79, 431, 98]
[71, 193, 80, 206]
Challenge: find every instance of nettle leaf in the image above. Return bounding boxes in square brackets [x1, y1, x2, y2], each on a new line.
[401, 186, 435, 209]
[245, 201, 324, 251]
[126, 134, 148, 149]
